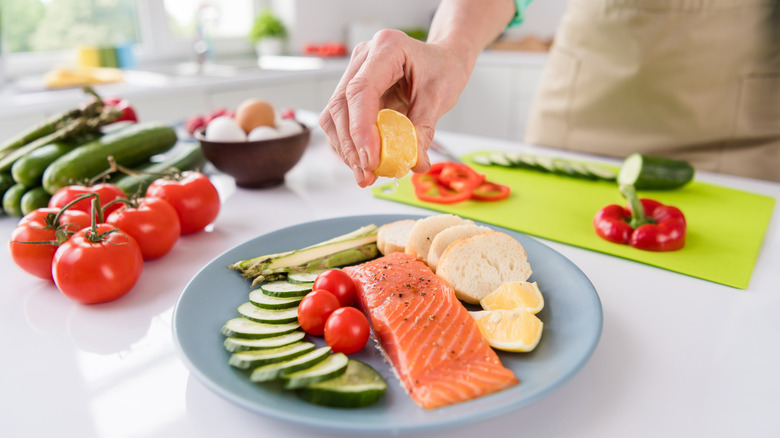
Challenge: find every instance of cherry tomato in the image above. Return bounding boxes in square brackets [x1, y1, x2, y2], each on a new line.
[48, 183, 126, 218]
[313, 269, 358, 307]
[324, 307, 370, 355]
[297, 289, 341, 336]
[145, 171, 220, 235]
[9, 208, 91, 280]
[106, 197, 181, 260]
[52, 223, 143, 304]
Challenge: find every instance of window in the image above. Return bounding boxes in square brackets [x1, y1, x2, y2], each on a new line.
[2, 0, 140, 53]
[1, 0, 262, 78]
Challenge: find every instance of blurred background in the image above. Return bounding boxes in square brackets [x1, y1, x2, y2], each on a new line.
[0, 0, 568, 142]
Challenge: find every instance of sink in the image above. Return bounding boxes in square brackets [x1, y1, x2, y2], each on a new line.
[126, 59, 262, 82]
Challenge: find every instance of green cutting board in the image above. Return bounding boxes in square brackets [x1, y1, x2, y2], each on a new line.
[372, 153, 776, 289]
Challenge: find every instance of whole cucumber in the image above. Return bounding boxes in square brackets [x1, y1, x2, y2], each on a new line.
[0, 173, 14, 208]
[20, 187, 52, 215]
[42, 123, 177, 194]
[2, 182, 27, 217]
[114, 145, 207, 197]
[11, 141, 77, 187]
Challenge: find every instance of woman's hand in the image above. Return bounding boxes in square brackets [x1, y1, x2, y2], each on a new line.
[319, 29, 472, 187]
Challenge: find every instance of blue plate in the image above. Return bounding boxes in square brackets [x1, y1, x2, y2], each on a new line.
[172, 214, 603, 434]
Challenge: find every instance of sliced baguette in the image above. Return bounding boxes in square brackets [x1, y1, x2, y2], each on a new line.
[377, 219, 416, 255]
[436, 231, 532, 304]
[426, 223, 493, 271]
[404, 214, 473, 264]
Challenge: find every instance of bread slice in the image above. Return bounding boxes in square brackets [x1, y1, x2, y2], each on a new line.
[426, 223, 493, 271]
[377, 219, 416, 255]
[436, 231, 532, 304]
[405, 214, 473, 264]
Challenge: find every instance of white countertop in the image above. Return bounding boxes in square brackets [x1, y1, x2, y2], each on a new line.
[2, 121, 779, 438]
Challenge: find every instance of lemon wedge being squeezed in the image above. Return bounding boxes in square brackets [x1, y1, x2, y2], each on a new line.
[373, 109, 418, 179]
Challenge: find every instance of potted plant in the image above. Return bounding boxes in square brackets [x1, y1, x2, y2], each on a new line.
[249, 9, 287, 57]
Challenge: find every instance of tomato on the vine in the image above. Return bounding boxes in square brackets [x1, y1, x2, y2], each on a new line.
[52, 223, 143, 304]
[49, 183, 126, 218]
[106, 197, 181, 260]
[9, 208, 91, 280]
[324, 307, 370, 355]
[145, 171, 220, 235]
[312, 269, 358, 307]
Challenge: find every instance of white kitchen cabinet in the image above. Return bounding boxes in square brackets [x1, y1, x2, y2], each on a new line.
[437, 54, 547, 142]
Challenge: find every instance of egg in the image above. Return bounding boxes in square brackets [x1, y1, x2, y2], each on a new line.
[205, 116, 246, 142]
[235, 99, 276, 134]
[276, 118, 304, 138]
[247, 126, 280, 141]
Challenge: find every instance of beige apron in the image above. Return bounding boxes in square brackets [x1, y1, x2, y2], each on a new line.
[525, 0, 780, 182]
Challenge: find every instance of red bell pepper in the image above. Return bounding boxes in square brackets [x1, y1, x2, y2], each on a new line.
[103, 97, 138, 123]
[593, 185, 686, 251]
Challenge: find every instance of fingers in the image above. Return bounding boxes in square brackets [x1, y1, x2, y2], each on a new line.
[320, 42, 370, 171]
[320, 29, 458, 185]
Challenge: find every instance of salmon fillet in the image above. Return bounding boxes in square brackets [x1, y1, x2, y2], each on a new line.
[343, 252, 518, 409]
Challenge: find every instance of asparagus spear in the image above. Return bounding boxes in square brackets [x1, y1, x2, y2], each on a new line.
[0, 103, 120, 173]
[0, 108, 82, 155]
[229, 224, 379, 285]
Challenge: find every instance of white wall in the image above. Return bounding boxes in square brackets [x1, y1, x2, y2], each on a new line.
[273, 0, 440, 54]
[272, 0, 569, 55]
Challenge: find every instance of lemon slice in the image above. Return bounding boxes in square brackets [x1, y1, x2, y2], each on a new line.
[374, 108, 418, 179]
[479, 281, 544, 314]
[470, 309, 543, 352]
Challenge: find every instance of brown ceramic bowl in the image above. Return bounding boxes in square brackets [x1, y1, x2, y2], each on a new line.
[197, 122, 310, 188]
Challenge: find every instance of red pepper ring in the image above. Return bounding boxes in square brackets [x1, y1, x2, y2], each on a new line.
[410, 161, 511, 204]
[471, 181, 511, 201]
[411, 173, 474, 204]
[593, 185, 686, 252]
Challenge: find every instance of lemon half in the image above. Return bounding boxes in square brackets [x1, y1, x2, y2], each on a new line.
[373, 108, 418, 179]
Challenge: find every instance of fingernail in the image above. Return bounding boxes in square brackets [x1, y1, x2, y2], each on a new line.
[352, 165, 364, 185]
[358, 147, 369, 169]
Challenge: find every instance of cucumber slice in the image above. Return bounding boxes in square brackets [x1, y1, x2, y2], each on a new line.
[229, 341, 315, 369]
[617, 153, 694, 190]
[260, 280, 312, 298]
[503, 152, 526, 166]
[552, 158, 577, 177]
[533, 156, 556, 173]
[287, 269, 327, 284]
[488, 153, 513, 167]
[250, 346, 332, 383]
[297, 359, 387, 408]
[248, 289, 302, 310]
[283, 352, 349, 389]
[237, 302, 298, 324]
[567, 161, 598, 180]
[470, 154, 492, 166]
[223, 331, 306, 352]
[221, 317, 301, 339]
[583, 163, 617, 181]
